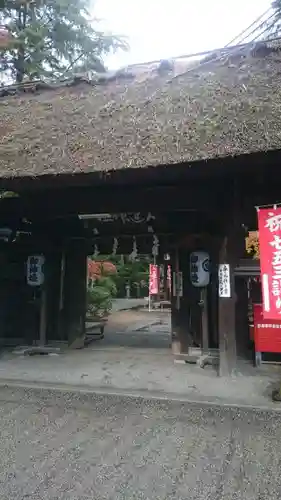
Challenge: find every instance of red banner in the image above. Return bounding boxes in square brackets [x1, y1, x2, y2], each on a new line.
[258, 207, 281, 319]
[149, 264, 159, 295]
[253, 304, 281, 352]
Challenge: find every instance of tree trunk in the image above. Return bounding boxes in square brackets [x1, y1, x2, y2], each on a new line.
[16, 4, 27, 83]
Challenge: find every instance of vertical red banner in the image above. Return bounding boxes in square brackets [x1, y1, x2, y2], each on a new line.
[258, 207, 281, 319]
[149, 264, 159, 295]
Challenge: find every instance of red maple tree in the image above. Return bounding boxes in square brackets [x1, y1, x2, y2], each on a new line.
[87, 259, 117, 280]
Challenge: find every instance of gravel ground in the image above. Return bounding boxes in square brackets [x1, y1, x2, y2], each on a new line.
[1, 386, 281, 500]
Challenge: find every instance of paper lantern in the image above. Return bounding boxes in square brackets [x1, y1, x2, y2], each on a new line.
[190, 251, 210, 287]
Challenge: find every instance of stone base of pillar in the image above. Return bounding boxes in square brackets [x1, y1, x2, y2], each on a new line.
[171, 337, 181, 355]
[68, 335, 85, 349]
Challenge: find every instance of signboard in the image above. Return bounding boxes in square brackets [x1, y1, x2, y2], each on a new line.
[253, 303, 281, 353]
[257, 207, 281, 320]
[173, 271, 183, 297]
[218, 264, 231, 298]
[149, 264, 159, 295]
[190, 251, 210, 287]
[27, 255, 45, 287]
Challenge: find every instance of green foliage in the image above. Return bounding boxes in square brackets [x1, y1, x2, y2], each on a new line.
[94, 254, 150, 298]
[0, 190, 19, 198]
[87, 286, 112, 318]
[95, 275, 117, 298]
[87, 267, 117, 318]
[0, 0, 127, 83]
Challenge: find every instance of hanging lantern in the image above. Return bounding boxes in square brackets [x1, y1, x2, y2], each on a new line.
[190, 251, 210, 287]
[27, 255, 45, 287]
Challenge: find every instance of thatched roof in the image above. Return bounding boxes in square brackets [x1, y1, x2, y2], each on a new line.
[1, 39, 281, 180]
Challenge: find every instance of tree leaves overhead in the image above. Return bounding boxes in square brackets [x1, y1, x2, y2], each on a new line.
[273, 0, 281, 13]
[0, 0, 127, 83]
[271, 1, 281, 36]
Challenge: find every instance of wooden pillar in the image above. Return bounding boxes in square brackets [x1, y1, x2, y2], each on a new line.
[171, 247, 201, 354]
[235, 277, 249, 357]
[218, 221, 245, 376]
[63, 244, 87, 348]
[208, 242, 219, 348]
[46, 251, 63, 342]
[201, 287, 209, 353]
[218, 236, 237, 376]
[171, 248, 182, 354]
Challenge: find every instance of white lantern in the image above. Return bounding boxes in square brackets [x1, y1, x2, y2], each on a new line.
[27, 255, 45, 287]
[190, 251, 210, 287]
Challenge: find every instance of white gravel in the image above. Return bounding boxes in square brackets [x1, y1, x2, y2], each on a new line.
[0, 386, 281, 499]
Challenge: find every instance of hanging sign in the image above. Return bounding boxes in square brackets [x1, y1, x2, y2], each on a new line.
[27, 255, 45, 287]
[257, 207, 281, 320]
[190, 251, 210, 287]
[218, 264, 231, 298]
[149, 264, 159, 295]
[173, 271, 183, 297]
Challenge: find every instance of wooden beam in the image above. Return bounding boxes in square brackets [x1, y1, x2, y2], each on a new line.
[0, 184, 226, 219]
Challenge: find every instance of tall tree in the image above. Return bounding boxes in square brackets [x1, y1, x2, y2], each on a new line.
[0, 0, 126, 83]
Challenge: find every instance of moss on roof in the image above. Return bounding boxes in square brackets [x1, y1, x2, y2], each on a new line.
[1, 40, 281, 179]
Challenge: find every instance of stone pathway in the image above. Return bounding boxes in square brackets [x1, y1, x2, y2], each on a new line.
[0, 344, 281, 409]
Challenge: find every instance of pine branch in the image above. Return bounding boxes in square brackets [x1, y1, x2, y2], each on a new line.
[0, 0, 127, 82]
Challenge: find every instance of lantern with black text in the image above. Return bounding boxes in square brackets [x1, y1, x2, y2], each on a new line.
[190, 251, 210, 287]
[27, 255, 45, 287]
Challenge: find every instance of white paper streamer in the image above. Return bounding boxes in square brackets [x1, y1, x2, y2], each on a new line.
[129, 236, 138, 261]
[93, 244, 99, 258]
[112, 237, 118, 256]
[152, 234, 159, 257]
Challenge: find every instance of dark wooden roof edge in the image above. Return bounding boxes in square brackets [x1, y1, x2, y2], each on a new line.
[1, 148, 280, 193]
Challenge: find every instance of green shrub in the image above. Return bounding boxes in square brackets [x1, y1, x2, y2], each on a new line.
[86, 275, 117, 318]
[96, 276, 117, 297]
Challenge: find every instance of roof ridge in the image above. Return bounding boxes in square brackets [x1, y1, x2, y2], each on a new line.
[1, 37, 281, 99]
[0, 68, 138, 98]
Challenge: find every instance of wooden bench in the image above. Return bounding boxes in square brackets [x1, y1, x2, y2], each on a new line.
[85, 317, 107, 344]
[159, 300, 171, 311]
[153, 300, 171, 311]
